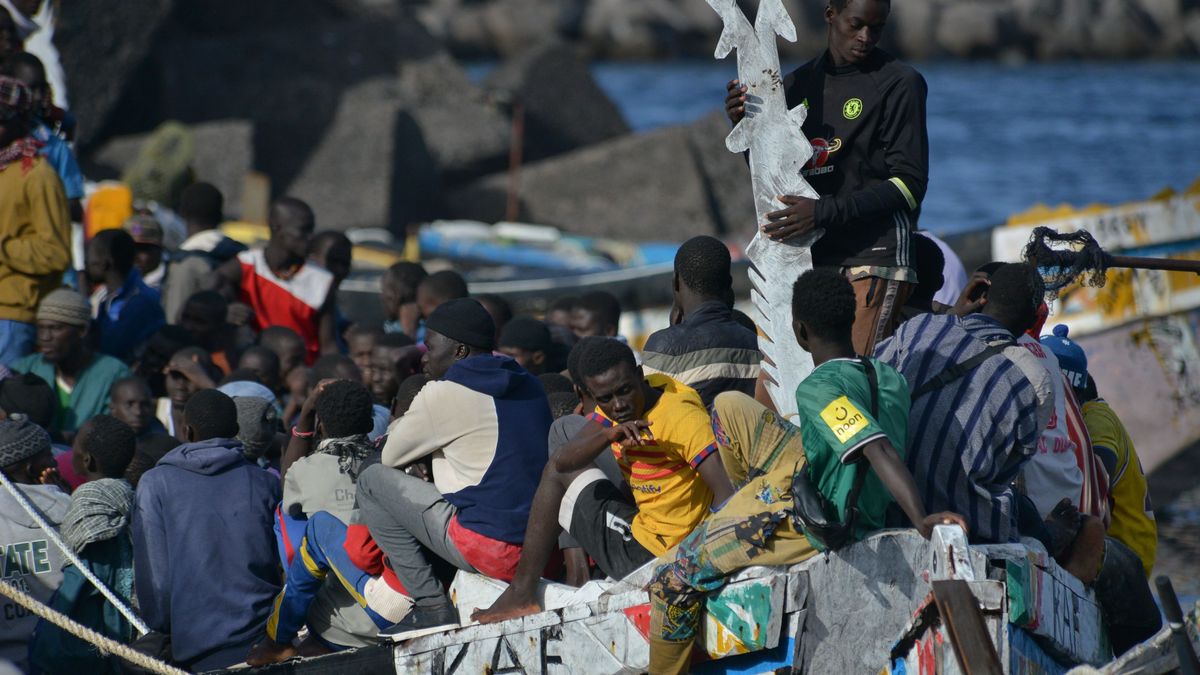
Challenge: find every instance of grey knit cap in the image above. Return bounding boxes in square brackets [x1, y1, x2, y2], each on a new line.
[36, 288, 91, 328]
[0, 418, 51, 467]
[234, 397, 277, 460]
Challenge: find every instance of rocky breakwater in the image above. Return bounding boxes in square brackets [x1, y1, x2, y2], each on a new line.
[413, 0, 1200, 60]
[65, 0, 1198, 245]
[66, 0, 755, 241]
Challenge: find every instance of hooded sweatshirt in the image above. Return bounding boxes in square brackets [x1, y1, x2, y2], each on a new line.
[131, 438, 280, 670]
[381, 354, 551, 543]
[0, 483, 69, 670]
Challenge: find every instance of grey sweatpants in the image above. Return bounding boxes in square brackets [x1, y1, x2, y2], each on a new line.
[356, 464, 476, 608]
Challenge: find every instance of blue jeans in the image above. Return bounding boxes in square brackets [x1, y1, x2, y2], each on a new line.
[0, 320, 35, 366]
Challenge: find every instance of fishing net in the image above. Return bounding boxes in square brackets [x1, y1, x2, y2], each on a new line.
[1022, 226, 1111, 293]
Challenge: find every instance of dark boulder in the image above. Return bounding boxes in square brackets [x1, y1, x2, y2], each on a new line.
[286, 63, 511, 232]
[483, 41, 629, 163]
[56, 0, 176, 147]
[449, 125, 721, 241]
[684, 110, 755, 242]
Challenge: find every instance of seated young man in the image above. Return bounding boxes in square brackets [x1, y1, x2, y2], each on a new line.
[31, 415, 137, 674]
[0, 419, 70, 671]
[109, 376, 168, 446]
[875, 263, 1054, 545]
[552, 337, 627, 587]
[131, 389, 281, 671]
[1041, 328, 1162, 654]
[13, 289, 130, 441]
[641, 235, 760, 406]
[645, 269, 966, 674]
[249, 381, 424, 665]
[472, 337, 737, 624]
[356, 298, 553, 636]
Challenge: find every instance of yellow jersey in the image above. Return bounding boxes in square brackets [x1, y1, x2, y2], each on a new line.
[1082, 399, 1156, 576]
[588, 374, 717, 555]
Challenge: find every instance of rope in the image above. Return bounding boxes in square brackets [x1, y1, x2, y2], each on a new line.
[0, 470, 150, 635]
[0, 578, 187, 675]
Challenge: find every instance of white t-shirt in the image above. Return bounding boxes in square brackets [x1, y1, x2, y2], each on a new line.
[925, 232, 969, 306]
[1015, 335, 1085, 517]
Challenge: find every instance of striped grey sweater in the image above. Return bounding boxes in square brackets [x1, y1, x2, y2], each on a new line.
[876, 313, 1050, 543]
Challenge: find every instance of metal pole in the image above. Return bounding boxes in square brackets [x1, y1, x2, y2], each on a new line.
[505, 100, 525, 223]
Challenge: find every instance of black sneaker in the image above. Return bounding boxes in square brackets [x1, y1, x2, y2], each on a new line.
[377, 604, 460, 641]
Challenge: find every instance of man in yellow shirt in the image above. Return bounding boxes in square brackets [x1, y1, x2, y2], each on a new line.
[1040, 325, 1156, 577]
[472, 337, 735, 624]
[1082, 387, 1156, 576]
[0, 76, 71, 364]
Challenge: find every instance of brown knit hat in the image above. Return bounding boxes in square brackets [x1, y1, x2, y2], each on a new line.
[36, 289, 91, 328]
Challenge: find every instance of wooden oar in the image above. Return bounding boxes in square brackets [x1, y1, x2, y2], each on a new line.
[1106, 254, 1200, 274]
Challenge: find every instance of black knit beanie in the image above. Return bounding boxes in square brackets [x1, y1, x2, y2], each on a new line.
[425, 298, 496, 351]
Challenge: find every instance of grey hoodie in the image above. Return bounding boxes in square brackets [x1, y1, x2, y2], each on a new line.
[0, 483, 69, 670]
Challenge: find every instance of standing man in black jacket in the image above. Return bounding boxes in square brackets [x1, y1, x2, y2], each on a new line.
[726, 0, 928, 356]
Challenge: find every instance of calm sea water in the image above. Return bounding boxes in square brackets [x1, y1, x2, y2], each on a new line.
[475, 61, 1200, 237]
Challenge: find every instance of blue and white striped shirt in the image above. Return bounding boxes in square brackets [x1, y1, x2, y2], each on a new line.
[875, 313, 1044, 543]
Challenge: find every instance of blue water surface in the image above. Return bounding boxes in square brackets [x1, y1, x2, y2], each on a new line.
[472, 61, 1200, 237]
[592, 60, 1200, 237]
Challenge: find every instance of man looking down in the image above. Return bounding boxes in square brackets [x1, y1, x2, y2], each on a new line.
[472, 338, 736, 625]
[726, 0, 928, 355]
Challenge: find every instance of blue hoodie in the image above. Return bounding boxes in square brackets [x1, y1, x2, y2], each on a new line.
[384, 355, 552, 543]
[442, 355, 553, 542]
[131, 438, 280, 670]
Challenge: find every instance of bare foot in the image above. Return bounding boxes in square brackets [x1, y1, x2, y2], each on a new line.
[1059, 515, 1106, 585]
[246, 639, 299, 666]
[470, 586, 542, 624]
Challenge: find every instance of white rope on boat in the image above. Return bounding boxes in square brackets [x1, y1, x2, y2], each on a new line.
[0, 578, 185, 675]
[0, 470, 150, 635]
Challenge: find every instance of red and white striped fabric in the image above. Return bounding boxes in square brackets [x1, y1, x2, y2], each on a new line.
[1060, 376, 1110, 526]
[237, 248, 333, 364]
